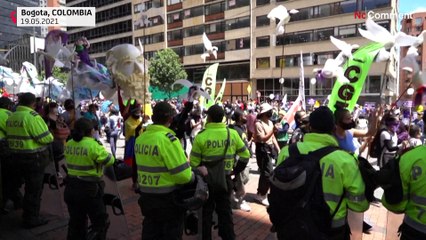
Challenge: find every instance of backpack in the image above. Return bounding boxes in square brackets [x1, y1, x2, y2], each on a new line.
[369, 128, 387, 158]
[376, 150, 407, 205]
[268, 144, 343, 240]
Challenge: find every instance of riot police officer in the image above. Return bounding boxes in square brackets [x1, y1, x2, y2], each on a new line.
[64, 118, 115, 240]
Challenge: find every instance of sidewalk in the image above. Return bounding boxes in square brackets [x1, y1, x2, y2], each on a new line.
[0, 136, 401, 240]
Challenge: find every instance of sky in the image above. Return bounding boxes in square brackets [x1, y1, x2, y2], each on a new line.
[399, 2, 426, 15]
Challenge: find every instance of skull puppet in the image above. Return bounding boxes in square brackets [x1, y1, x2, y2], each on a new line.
[106, 44, 151, 103]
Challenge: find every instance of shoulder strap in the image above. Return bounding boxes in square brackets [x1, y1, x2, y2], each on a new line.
[223, 127, 230, 158]
[299, 146, 340, 209]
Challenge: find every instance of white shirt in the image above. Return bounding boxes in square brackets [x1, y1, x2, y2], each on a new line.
[379, 130, 398, 167]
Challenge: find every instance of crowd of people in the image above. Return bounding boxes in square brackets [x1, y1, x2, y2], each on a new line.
[1, 92, 426, 240]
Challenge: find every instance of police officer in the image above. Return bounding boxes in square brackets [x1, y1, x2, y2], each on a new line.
[0, 97, 13, 211]
[190, 104, 251, 240]
[276, 107, 369, 240]
[5, 92, 54, 228]
[382, 145, 426, 239]
[135, 101, 196, 240]
[63, 118, 114, 240]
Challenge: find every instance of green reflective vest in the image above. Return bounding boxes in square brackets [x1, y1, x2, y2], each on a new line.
[6, 106, 53, 153]
[277, 133, 369, 228]
[382, 146, 426, 234]
[190, 122, 251, 173]
[65, 137, 115, 179]
[135, 124, 193, 194]
[0, 108, 11, 140]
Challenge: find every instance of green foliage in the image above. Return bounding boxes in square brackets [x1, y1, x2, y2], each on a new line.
[148, 48, 187, 99]
[39, 66, 69, 84]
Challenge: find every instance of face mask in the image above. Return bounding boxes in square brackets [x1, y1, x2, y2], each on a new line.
[266, 111, 273, 118]
[339, 120, 356, 130]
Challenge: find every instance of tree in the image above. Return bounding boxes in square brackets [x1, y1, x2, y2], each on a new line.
[148, 48, 187, 99]
[38, 66, 70, 84]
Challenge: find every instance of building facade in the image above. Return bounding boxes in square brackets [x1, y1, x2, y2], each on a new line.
[133, 0, 399, 104]
[66, 0, 133, 64]
[40, 0, 67, 37]
[399, 11, 426, 100]
[0, 0, 40, 48]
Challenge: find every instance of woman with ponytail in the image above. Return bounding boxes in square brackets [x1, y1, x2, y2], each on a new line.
[64, 118, 115, 240]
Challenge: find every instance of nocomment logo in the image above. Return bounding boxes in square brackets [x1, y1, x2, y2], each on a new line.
[354, 11, 412, 20]
[10, 11, 17, 24]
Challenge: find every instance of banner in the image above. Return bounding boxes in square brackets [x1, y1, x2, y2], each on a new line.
[284, 95, 302, 127]
[328, 42, 384, 112]
[200, 63, 219, 108]
[215, 78, 226, 104]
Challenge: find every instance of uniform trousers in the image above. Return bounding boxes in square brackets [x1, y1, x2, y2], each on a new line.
[9, 150, 49, 223]
[64, 177, 109, 240]
[202, 177, 235, 240]
[138, 192, 185, 240]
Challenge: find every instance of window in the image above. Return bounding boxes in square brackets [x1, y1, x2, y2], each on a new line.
[226, 38, 250, 50]
[316, 52, 335, 64]
[206, 2, 225, 15]
[313, 28, 334, 41]
[256, 36, 270, 47]
[227, 0, 250, 9]
[256, 15, 270, 27]
[226, 16, 250, 30]
[256, 0, 270, 6]
[336, 25, 356, 38]
[134, 3, 143, 13]
[184, 6, 204, 19]
[205, 22, 225, 34]
[167, 0, 181, 5]
[256, 57, 270, 68]
[171, 47, 184, 56]
[184, 25, 204, 37]
[415, 17, 423, 26]
[168, 29, 182, 41]
[185, 44, 205, 56]
[167, 12, 182, 23]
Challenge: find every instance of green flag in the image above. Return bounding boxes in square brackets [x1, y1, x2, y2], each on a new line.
[200, 63, 219, 108]
[328, 42, 384, 112]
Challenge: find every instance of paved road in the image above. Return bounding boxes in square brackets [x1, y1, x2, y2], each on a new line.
[0, 136, 403, 240]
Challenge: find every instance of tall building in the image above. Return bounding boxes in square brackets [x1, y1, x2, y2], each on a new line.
[399, 11, 426, 100]
[133, 0, 399, 103]
[66, 0, 133, 64]
[40, 0, 67, 37]
[0, 0, 40, 48]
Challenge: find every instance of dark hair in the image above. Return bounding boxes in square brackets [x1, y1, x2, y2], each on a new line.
[334, 106, 350, 123]
[295, 111, 305, 121]
[207, 104, 224, 123]
[72, 118, 94, 142]
[0, 97, 12, 109]
[44, 102, 58, 115]
[110, 109, 119, 115]
[309, 106, 335, 134]
[88, 104, 98, 112]
[64, 99, 75, 111]
[152, 101, 175, 125]
[18, 92, 36, 107]
[409, 125, 421, 138]
[384, 115, 399, 126]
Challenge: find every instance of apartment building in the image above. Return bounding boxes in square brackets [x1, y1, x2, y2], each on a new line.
[40, 0, 67, 36]
[66, 0, 133, 63]
[135, 0, 399, 102]
[399, 11, 426, 100]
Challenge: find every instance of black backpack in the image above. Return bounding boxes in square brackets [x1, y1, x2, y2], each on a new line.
[268, 144, 343, 240]
[369, 128, 387, 158]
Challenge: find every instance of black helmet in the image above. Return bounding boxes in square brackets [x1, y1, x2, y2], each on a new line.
[174, 175, 209, 210]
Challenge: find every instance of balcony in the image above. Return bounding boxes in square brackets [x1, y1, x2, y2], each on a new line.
[206, 52, 225, 61]
[168, 21, 183, 29]
[206, 32, 225, 41]
[167, 2, 182, 11]
[168, 39, 183, 47]
[205, 12, 224, 22]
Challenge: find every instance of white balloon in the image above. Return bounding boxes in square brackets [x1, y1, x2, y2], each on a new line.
[310, 78, 316, 85]
[269, 93, 275, 100]
[407, 88, 415, 96]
